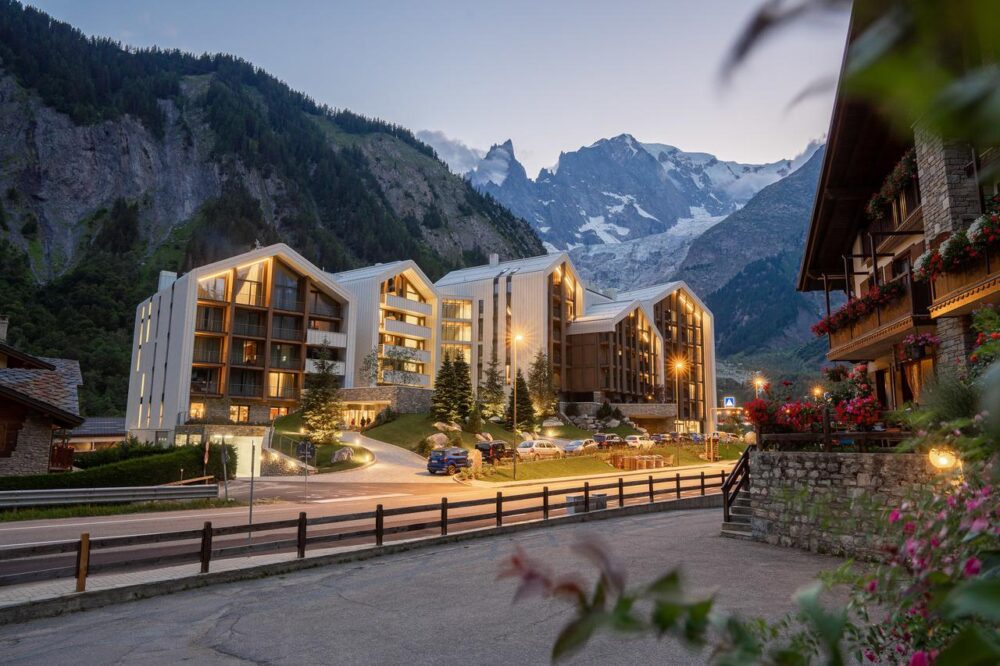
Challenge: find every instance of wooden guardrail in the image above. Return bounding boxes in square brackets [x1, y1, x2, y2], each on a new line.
[0, 471, 727, 592]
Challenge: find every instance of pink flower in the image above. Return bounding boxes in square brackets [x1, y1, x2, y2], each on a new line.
[964, 557, 982, 577]
[865, 649, 878, 662]
[889, 509, 902, 523]
[866, 579, 877, 593]
[910, 651, 930, 666]
[969, 517, 988, 533]
[904, 522, 916, 535]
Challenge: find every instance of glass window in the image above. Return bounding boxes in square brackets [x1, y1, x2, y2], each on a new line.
[269, 406, 289, 421]
[197, 275, 228, 301]
[189, 402, 206, 420]
[234, 261, 266, 307]
[272, 263, 302, 311]
[229, 405, 250, 423]
[442, 299, 472, 319]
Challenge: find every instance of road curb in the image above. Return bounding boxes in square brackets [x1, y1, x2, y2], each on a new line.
[0, 494, 722, 626]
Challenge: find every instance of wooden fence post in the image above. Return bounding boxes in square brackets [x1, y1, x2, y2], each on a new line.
[648, 475, 654, 503]
[584, 482, 590, 513]
[296, 512, 307, 559]
[200, 521, 213, 573]
[375, 504, 384, 546]
[543, 487, 549, 520]
[75, 533, 90, 593]
[441, 498, 448, 536]
[675, 472, 681, 499]
[496, 492, 503, 527]
[700, 471, 706, 496]
[618, 477, 624, 507]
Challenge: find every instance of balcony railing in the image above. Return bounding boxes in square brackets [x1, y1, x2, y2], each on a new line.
[270, 355, 302, 370]
[381, 370, 430, 387]
[192, 349, 222, 364]
[190, 381, 219, 395]
[930, 246, 1000, 317]
[272, 326, 304, 341]
[380, 343, 431, 364]
[268, 386, 300, 399]
[310, 301, 342, 318]
[305, 359, 346, 375]
[382, 317, 432, 340]
[195, 319, 225, 334]
[233, 322, 266, 338]
[827, 275, 931, 360]
[229, 383, 263, 398]
[273, 295, 305, 312]
[382, 293, 433, 317]
[306, 329, 348, 348]
[230, 353, 264, 367]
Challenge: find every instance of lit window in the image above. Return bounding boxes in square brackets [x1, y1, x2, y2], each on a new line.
[189, 402, 206, 420]
[229, 405, 250, 423]
[269, 407, 289, 420]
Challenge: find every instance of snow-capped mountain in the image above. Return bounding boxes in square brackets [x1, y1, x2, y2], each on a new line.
[456, 133, 821, 251]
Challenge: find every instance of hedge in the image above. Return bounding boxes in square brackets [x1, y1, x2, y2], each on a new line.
[0, 444, 237, 491]
[74, 439, 175, 469]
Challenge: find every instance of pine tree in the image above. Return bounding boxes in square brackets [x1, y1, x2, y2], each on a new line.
[431, 352, 457, 421]
[452, 348, 473, 421]
[478, 351, 506, 420]
[301, 345, 343, 443]
[505, 369, 535, 432]
[527, 350, 557, 416]
[464, 401, 483, 434]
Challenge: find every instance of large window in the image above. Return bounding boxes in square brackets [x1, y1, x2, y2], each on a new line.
[189, 402, 206, 420]
[229, 405, 250, 423]
[442, 299, 472, 320]
[197, 275, 227, 302]
[441, 321, 472, 342]
[268, 371, 298, 399]
[195, 306, 225, 333]
[234, 261, 266, 307]
[272, 263, 302, 311]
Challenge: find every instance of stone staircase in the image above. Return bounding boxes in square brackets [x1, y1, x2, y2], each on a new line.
[720, 495, 752, 540]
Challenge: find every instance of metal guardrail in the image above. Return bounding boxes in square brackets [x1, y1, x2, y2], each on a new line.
[0, 485, 220, 509]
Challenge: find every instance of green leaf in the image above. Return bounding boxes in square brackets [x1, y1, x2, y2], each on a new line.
[944, 578, 1000, 622]
[646, 570, 681, 597]
[683, 598, 714, 644]
[552, 613, 606, 661]
[934, 625, 1000, 666]
[652, 600, 684, 635]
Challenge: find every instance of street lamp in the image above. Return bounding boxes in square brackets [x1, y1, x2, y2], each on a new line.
[673, 358, 686, 433]
[753, 375, 766, 398]
[812, 386, 823, 400]
[512, 333, 524, 439]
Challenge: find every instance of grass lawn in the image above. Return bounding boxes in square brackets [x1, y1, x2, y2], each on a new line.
[364, 413, 520, 452]
[541, 423, 593, 439]
[272, 411, 304, 435]
[0, 498, 243, 523]
[479, 456, 615, 482]
[642, 443, 745, 466]
[270, 436, 371, 473]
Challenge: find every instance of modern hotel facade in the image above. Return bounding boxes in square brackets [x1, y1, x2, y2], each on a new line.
[798, 8, 999, 408]
[127, 247, 718, 444]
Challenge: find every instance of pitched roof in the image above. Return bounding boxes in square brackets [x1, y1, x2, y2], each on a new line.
[69, 417, 126, 438]
[0, 356, 83, 427]
[330, 261, 412, 283]
[0, 341, 55, 370]
[568, 299, 661, 336]
[616, 282, 683, 303]
[435, 253, 568, 287]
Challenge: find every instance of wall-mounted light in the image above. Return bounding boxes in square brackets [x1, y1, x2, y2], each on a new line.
[928, 447, 959, 471]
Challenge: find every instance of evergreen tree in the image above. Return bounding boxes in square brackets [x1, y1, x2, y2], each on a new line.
[301, 345, 343, 443]
[464, 401, 483, 434]
[431, 352, 457, 421]
[505, 369, 535, 432]
[478, 351, 506, 420]
[527, 350, 558, 416]
[452, 349, 473, 421]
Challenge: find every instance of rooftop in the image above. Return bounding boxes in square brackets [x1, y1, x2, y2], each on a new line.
[0, 355, 83, 427]
[435, 253, 568, 287]
[69, 417, 127, 438]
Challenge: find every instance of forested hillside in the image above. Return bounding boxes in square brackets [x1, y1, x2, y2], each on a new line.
[0, 0, 542, 415]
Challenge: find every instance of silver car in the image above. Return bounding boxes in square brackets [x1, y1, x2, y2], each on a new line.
[515, 439, 562, 460]
[562, 438, 597, 454]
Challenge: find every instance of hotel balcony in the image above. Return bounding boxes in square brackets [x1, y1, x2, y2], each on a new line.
[380, 343, 431, 364]
[189, 381, 220, 395]
[305, 359, 346, 375]
[827, 276, 932, 362]
[381, 369, 430, 387]
[382, 317, 431, 340]
[229, 383, 264, 398]
[929, 246, 1000, 318]
[267, 386, 300, 400]
[382, 293, 433, 317]
[306, 329, 348, 348]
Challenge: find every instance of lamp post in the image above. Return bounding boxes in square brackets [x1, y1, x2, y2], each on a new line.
[673, 359, 686, 433]
[512, 333, 524, 439]
[754, 375, 765, 399]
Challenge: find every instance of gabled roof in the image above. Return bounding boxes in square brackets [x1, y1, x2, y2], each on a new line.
[568, 299, 661, 336]
[616, 281, 712, 321]
[69, 417, 126, 438]
[0, 341, 55, 370]
[436, 253, 570, 287]
[0, 356, 83, 427]
[330, 260, 438, 299]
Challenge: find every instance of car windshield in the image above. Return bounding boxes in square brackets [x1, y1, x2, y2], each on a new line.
[569, 440, 583, 446]
[430, 451, 445, 459]
[518, 442, 532, 448]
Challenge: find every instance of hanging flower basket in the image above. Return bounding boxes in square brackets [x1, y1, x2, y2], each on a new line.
[913, 249, 942, 283]
[811, 281, 906, 337]
[864, 148, 918, 222]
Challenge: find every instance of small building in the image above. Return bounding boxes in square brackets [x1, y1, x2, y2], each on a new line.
[0, 318, 84, 476]
[66, 417, 127, 453]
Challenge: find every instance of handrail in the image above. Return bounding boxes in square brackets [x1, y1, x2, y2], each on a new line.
[0, 470, 728, 592]
[722, 445, 755, 523]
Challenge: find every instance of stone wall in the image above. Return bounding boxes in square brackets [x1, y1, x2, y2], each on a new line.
[0, 412, 53, 476]
[914, 125, 982, 241]
[936, 316, 976, 373]
[339, 385, 433, 413]
[749, 450, 938, 560]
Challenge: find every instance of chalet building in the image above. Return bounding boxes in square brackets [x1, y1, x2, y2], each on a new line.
[799, 10, 999, 408]
[330, 261, 439, 425]
[0, 317, 84, 476]
[126, 244, 356, 447]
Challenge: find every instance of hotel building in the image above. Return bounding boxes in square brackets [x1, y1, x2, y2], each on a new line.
[799, 8, 999, 407]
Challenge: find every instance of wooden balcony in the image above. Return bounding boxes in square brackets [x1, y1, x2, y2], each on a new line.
[827, 276, 933, 362]
[929, 246, 1000, 318]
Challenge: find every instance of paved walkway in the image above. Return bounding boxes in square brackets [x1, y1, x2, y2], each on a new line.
[0, 509, 846, 665]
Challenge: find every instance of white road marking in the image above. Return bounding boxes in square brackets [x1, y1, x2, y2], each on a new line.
[311, 493, 410, 504]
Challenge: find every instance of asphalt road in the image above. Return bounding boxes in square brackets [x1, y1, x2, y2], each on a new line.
[0, 509, 847, 665]
[0, 461, 733, 583]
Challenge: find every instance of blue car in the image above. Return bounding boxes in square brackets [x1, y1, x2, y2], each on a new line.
[427, 447, 470, 475]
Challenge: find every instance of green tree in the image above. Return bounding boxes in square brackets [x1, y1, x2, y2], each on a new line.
[301, 345, 343, 443]
[464, 401, 483, 434]
[451, 348, 473, 421]
[527, 350, 558, 417]
[431, 352, 457, 421]
[478, 351, 506, 420]
[505, 369, 535, 432]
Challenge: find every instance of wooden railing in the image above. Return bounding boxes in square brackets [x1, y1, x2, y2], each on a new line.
[721, 444, 754, 523]
[0, 471, 727, 592]
[828, 275, 930, 352]
[931, 246, 1000, 305]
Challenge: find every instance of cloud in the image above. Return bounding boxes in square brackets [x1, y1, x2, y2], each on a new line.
[416, 130, 485, 175]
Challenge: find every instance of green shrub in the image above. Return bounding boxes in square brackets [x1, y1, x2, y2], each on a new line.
[596, 401, 613, 419]
[564, 403, 579, 417]
[372, 407, 397, 428]
[0, 444, 236, 491]
[74, 436, 172, 469]
[415, 437, 436, 457]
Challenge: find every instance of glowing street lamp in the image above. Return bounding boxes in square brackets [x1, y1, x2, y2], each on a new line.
[753, 375, 766, 398]
[672, 358, 687, 433]
[512, 332, 525, 439]
[928, 447, 959, 472]
[812, 386, 823, 400]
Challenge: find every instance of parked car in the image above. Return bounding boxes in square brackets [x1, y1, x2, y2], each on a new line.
[515, 439, 562, 460]
[690, 433, 705, 443]
[426, 447, 470, 475]
[475, 440, 514, 464]
[623, 435, 655, 449]
[649, 433, 667, 444]
[592, 433, 623, 449]
[562, 438, 597, 454]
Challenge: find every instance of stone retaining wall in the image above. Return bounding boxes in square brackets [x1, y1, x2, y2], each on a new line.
[749, 450, 938, 560]
[340, 386, 433, 413]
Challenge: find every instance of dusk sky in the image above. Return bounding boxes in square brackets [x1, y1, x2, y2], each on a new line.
[30, 0, 851, 175]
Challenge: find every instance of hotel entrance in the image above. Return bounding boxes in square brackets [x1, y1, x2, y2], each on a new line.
[344, 401, 389, 429]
